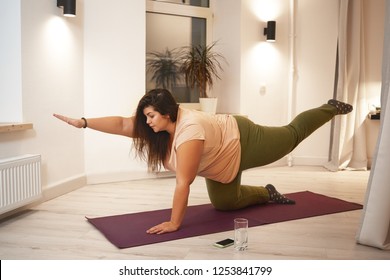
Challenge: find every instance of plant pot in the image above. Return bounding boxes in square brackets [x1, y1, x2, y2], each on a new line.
[199, 97, 218, 114]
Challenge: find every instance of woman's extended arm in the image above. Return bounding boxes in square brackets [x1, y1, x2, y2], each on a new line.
[53, 114, 135, 138]
[146, 139, 204, 234]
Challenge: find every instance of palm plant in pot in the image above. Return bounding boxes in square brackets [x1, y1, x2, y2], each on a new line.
[146, 48, 183, 91]
[179, 41, 226, 113]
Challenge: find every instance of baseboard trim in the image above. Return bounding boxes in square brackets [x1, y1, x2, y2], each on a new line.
[86, 170, 175, 185]
[262, 156, 328, 168]
[289, 156, 328, 166]
[43, 174, 87, 201]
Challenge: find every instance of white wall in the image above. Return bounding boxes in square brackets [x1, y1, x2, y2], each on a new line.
[214, 0, 383, 167]
[0, 0, 85, 197]
[239, 0, 291, 127]
[212, 0, 339, 166]
[0, 0, 22, 122]
[292, 0, 339, 165]
[83, 0, 147, 183]
[364, 0, 385, 108]
[211, 0, 242, 114]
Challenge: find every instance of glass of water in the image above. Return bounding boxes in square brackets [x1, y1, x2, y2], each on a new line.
[234, 218, 248, 251]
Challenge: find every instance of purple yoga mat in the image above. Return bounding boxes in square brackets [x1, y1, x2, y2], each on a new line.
[86, 191, 362, 249]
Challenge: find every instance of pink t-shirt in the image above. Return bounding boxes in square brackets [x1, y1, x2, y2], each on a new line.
[164, 107, 241, 183]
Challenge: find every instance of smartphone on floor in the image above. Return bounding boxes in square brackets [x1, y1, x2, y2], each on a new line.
[213, 238, 234, 248]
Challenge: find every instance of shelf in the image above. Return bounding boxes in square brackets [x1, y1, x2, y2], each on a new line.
[0, 123, 33, 133]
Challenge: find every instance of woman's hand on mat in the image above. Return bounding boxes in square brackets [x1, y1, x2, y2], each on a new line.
[146, 221, 179, 234]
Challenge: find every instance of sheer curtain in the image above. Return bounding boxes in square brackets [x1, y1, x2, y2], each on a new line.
[356, 0, 390, 250]
[326, 0, 369, 171]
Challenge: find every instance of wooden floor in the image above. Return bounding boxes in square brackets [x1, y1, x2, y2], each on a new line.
[0, 166, 389, 260]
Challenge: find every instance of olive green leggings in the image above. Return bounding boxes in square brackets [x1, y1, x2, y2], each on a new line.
[205, 104, 338, 210]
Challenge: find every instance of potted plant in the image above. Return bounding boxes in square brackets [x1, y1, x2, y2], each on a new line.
[146, 48, 183, 91]
[179, 41, 226, 113]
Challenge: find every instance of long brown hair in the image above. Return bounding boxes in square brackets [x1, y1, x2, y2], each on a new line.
[133, 89, 179, 172]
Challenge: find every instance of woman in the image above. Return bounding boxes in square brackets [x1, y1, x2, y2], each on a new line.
[54, 89, 353, 234]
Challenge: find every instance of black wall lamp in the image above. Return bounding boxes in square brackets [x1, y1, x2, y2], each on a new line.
[57, 0, 76, 17]
[264, 21, 276, 42]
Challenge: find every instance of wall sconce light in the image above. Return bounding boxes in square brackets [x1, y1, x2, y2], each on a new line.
[264, 21, 276, 42]
[57, 0, 76, 17]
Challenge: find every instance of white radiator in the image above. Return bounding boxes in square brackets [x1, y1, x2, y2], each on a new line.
[0, 154, 42, 215]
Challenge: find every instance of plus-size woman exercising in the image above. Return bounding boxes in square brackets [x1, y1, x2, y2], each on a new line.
[54, 88, 352, 234]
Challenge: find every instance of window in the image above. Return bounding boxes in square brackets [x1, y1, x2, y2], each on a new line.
[146, 0, 212, 103]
